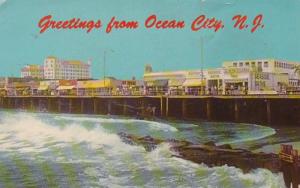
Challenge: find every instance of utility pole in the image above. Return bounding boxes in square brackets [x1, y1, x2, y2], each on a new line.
[103, 50, 106, 86]
[200, 37, 204, 95]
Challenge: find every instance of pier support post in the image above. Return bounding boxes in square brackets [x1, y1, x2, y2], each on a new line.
[160, 96, 164, 117]
[123, 99, 127, 115]
[14, 98, 18, 108]
[206, 98, 211, 121]
[80, 99, 84, 113]
[30, 98, 34, 111]
[234, 100, 239, 122]
[38, 98, 42, 111]
[47, 98, 51, 111]
[140, 99, 145, 116]
[166, 97, 169, 117]
[22, 98, 25, 109]
[58, 98, 62, 113]
[107, 99, 112, 114]
[182, 99, 187, 118]
[93, 98, 97, 114]
[69, 98, 72, 113]
[266, 100, 271, 125]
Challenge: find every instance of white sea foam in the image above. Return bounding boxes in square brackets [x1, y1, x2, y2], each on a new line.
[56, 115, 178, 132]
[0, 112, 285, 187]
[0, 113, 143, 154]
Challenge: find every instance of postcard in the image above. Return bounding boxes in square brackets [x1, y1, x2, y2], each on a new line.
[0, 0, 299, 187]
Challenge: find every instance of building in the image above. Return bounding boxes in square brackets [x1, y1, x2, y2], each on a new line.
[44, 56, 91, 80]
[222, 59, 300, 94]
[143, 64, 208, 95]
[21, 65, 44, 79]
[143, 59, 300, 96]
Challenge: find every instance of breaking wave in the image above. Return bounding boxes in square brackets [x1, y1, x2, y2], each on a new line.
[0, 111, 285, 187]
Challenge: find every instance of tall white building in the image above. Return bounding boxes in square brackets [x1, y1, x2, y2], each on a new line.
[44, 56, 91, 80]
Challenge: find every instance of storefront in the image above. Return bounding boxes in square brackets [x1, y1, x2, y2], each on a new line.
[77, 79, 117, 96]
[145, 80, 168, 96]
[182, 78, 206, 95]
[120, 80, 144, 96]
[224, 79, 248, 95]
[7, 82, 30, 96]
[168, 79, 185, 95]
[206, 69, 224, 95]
[57, 80, 77, 96]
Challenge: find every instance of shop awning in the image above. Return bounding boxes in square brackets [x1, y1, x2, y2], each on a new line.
[146, 80, 168, 87]
[182, 79, 205, 87]
[77, 79, 114, 89]
[38, 85, 48, 90]
[57, 85, 75, 90]
[168, 79, 185, 87]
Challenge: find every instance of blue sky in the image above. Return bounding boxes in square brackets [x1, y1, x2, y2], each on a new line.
[0, 0, 299, 79]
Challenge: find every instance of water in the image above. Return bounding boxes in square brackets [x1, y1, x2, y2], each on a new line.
[0, 110, 286, 187]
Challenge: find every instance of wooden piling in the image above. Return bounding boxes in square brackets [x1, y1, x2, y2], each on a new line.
[69, 98, 72, 113]
[234, 99, 239, 122]
[30, 98, 34, 110]
[123, 99, 127, 115]
[166, 97, 169, 117]
[107, 99, 112, 114]
[93, 98, 98, 114]
[47, 98, 51, 111]
[266, 100, 271, 125]
[38, 98, 42, 111]
[80, 98, 84, 113]
[182, 99, 187, 118]
[206, 98, 211, 121]
[160, 96, 164, 117]
[58, 98, 62, 113]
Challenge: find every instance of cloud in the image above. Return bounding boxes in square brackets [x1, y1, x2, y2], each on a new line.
[0, 0, 6, 6]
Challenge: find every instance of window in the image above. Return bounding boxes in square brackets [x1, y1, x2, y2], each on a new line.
[245, 62, 249, 66]
[233, 62, 237, 67]
[258, 62, 262, 66]
[264, 61, 268, 68]
[239, 62, 243, 67]
[251, 62, 255, 67]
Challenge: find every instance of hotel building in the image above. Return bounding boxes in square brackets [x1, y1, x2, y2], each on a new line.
[44, 56, 91, 80]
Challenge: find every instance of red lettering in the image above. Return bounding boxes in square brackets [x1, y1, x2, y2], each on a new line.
[38, 15, 52, 33]
[251, 14, 264, 33]
[232, 15, 248, 30]
[191, 15, 223, 32]
[145, 15, 156, 28]
[55, 21, 63, 29]
[106, 17, 138, 34]
[145, 15, 185, 29]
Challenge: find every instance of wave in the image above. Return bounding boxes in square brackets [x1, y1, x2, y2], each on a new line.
[216, 123, 276, 146]
[55, 115, 178, 132]
[0, 112, 285, 187]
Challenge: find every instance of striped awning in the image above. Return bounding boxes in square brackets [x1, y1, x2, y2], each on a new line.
[57, 85, 75, 90]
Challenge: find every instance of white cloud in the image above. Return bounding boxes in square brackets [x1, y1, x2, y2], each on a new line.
[0, 0, 7, 6]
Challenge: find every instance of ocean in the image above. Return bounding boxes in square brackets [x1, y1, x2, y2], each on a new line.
[0, 110, 288, 187]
